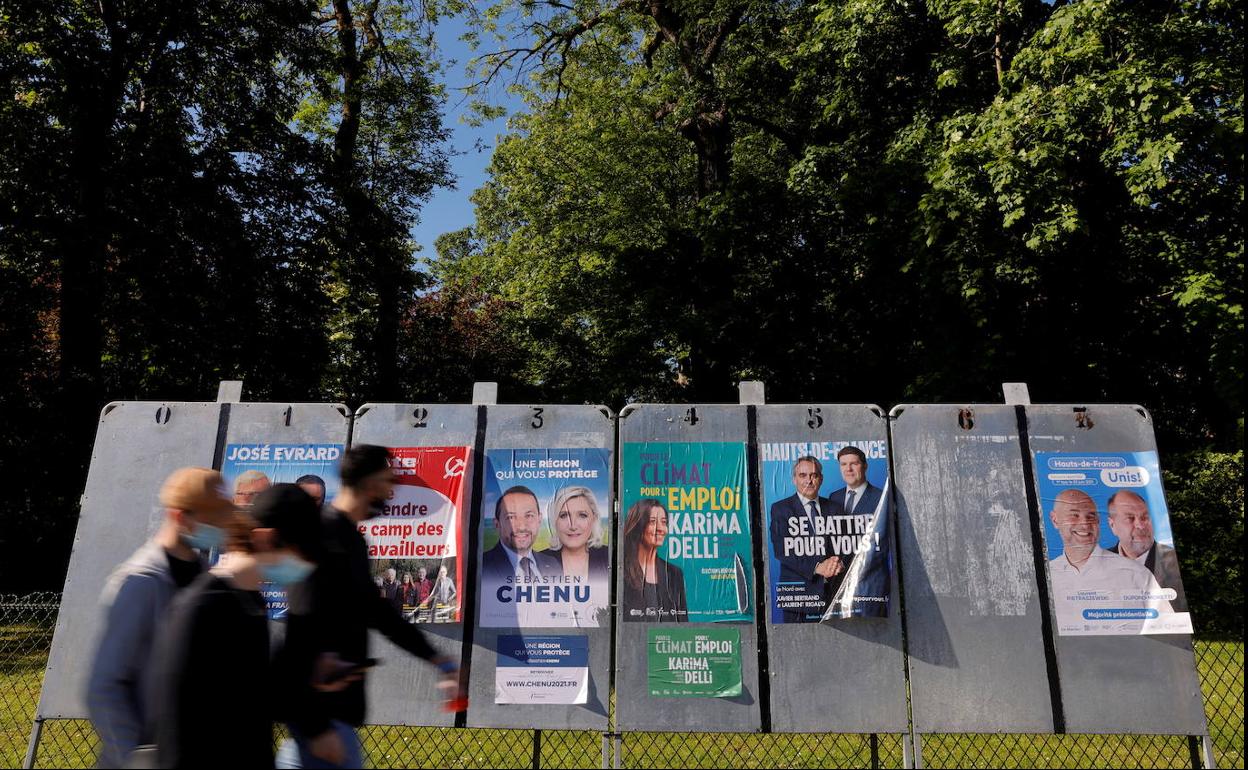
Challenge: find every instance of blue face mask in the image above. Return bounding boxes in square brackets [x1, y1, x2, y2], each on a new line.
[260, 555, 315, 588]
[183, 522, 226, 553]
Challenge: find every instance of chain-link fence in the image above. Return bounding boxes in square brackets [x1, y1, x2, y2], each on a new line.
[2, 594, 1242, 769]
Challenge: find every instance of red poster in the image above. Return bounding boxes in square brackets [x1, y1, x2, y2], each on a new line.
[362, 446, 470, 624]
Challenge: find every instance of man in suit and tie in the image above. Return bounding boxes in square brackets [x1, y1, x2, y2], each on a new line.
[482, 486, 563, 590]
[769, 456, 844, 623]
[823, 446, 884, 601]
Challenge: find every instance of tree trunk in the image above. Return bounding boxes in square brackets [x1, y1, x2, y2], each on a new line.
[59, 7, 128, 434]
[329, 0, 401, 398]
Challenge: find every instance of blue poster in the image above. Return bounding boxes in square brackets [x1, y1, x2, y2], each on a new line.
[480, 448, 612, 628]
[1034, 451, 1192, 636]
[221, 443, 343, 619]
[761, 440, 892, 623]
[495, 635, 590, 704]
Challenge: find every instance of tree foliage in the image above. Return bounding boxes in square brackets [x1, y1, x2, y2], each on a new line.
[0, 0, 1241, 594]
[0, 0, 459, 589]
[442, 0, 1242, 446]
[1166, 450, 1244, 636]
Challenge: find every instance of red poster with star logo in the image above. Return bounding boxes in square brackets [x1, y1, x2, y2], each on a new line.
[363, 446, 470, 624]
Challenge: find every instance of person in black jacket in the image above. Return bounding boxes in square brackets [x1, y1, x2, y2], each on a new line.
[150, 484, 324, 769]
[279, 445, 463, 768]
[621, 498, 688, 622]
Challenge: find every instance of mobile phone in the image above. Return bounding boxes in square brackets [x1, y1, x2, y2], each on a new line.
[322, 658, 379, 685]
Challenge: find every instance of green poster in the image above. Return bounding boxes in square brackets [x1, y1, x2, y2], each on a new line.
[647, 627, 743, 698]
[620, 441, 753, 622]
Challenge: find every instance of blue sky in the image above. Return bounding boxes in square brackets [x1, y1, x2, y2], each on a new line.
[410, 12, 527, 264]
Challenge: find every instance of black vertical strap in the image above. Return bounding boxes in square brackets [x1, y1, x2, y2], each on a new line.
[1187, 736, 1204, 769]
[1015, 405, 1067, 734]
[210, 402, 232, 470]
[531, 728, 543, 770]
[455, 404, 489, 729]
[606, 412, 621, 739]
[745, 405, 773, 733]
[869, 733, 879, 770]
[884, 412, 917, 751]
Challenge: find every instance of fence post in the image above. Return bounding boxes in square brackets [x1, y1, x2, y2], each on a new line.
[22, 717, 43, 770]
[869, 733, 879, 770]
[531, 729, 542, 770]
[1202, 734, 1217, 769]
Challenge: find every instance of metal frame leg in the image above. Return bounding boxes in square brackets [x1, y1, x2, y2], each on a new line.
[1202, 734, 1217, 769]
[23, 718, 44, 770]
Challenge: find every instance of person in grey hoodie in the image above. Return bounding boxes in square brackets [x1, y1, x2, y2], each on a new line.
[86, 467, 235, 768]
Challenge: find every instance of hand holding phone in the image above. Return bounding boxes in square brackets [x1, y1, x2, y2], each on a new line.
[313, 654, 378, 691]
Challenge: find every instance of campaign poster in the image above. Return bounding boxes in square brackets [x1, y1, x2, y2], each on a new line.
[647, 627, 742, 698]
[1035, 451, 1192, 636]
[220, 442, 343, 619]
[365, 446, 469, 624]
[620, 442, 753, 623]
[479, 448, 612, 628]
[494, 635, 590, 705]
[761, 440, 893, 623]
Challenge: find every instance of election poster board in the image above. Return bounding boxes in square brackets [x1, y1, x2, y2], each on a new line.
[495, 635, 590, 704]
[220, 442, 343, 618]
[478, 448, 612, 628]
[647, 628, 743, 698]
[1036, 451, 1192, 636]
[364, 446, 469, 624]
[620, 442, 753, 623]
[762, 440, 893, 623]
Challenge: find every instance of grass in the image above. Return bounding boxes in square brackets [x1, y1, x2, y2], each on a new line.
[2, 624, 1242, 769]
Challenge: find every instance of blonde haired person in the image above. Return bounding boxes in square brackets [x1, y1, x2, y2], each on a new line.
[540, 486, 609, 584]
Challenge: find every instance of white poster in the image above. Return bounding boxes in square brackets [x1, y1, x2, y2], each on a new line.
[494, 635, 589, 705]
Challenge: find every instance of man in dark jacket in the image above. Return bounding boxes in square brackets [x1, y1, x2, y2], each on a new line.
[279, 445, 462, 767]
[151, 484, 324, 769]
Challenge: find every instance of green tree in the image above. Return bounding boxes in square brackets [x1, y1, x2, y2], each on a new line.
[295, 0, 453, 402]
[444, 0, 1242, 450]
[0, 0, 455, 589]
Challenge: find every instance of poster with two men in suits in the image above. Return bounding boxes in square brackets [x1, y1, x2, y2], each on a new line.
[763, 439, 893, 623]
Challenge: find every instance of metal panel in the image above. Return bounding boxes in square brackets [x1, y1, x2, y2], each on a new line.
[351, 403, 479, 727]
[614, 404, 761, 733]
[892, 404, 1055, 733]
[467, 404, 614, 730]
[1025, 404, 1206, 735]
[37, 401, 223, 719]
[758, 404, 908, 733]
[221, 402, 350, 448]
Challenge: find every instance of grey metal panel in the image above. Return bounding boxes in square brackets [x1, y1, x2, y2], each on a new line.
[467, 404, 614, 730]
[1025, 404, 1206, 735]
[38, 401, 222, 719]
[351, 403, 479, 727]
[614, 404, 761, 733]
[758, 404, 908, 733]
[221, 402, 351, 447]
[892, 404, 1055, 733]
